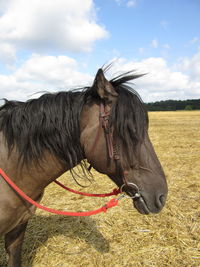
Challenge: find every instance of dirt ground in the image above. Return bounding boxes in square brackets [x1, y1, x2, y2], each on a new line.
[0, 110, 199, 267]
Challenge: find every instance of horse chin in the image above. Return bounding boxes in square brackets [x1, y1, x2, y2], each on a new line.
[133, 197, 151, 215]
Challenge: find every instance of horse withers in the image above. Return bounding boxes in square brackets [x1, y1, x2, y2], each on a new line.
[0, 68, 168, 266]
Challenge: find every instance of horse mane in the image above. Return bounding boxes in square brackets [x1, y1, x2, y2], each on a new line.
[0, 69, 148, 169]
[0, 92, 85, 168]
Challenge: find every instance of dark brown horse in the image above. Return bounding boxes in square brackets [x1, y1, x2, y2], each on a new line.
[0, 68, 168, 267]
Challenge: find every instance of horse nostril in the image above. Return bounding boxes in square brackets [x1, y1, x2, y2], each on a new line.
[156, 194, 166, 209]
[159, 194, 166, 205]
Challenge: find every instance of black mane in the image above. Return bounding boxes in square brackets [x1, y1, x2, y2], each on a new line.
[0, 70, 148, 167]
[0, 91, 85, 167]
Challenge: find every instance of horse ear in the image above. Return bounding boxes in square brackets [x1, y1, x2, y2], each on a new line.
[93, 69, 118, 102]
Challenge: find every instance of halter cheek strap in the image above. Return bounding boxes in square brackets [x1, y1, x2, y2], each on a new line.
[99, 102, 141, 199]
[99, 103, 114, 159]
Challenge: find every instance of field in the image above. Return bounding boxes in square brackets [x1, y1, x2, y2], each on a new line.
[0, 111, 199, 267]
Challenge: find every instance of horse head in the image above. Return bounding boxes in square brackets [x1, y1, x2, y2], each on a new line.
[80, 68, 168, 214]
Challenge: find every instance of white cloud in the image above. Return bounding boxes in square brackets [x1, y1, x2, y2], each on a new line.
[0, 54, 93, 100]
[126, 1, 136, 8]
[189, 37, 199, 45]
[176, 51, 200, 82]
[160, 20, 170, 30]
[0, 42, 16, 64]
[105, 56, 200, 102]
[0, 53, 199, 103]
[138, 47, 145, 55]
[0, 0, 108, 63]
[113, 0, 122, 5]
[151, 39, 158, 49]
[163, 44, 170, 50]
[113, 0, 137, 7]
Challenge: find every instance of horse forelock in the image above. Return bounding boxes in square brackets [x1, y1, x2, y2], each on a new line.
[109, 73, 149, 164]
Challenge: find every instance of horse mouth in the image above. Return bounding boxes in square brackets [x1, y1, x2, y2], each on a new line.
[122, 186, 151, 214]
[133, 196, 150, 215]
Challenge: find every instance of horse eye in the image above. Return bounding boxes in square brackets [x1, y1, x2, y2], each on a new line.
[130, 164, 139, 170]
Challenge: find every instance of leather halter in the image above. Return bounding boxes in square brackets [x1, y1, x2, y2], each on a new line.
[93, 102, 141, 199]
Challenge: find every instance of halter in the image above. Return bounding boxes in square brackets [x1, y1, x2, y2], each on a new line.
[98, 102, 141, 199]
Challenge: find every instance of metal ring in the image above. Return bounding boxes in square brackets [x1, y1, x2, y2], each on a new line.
[120, 183, 141, 199]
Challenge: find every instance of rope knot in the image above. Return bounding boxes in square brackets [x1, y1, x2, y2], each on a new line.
[102, 198, 118, 213]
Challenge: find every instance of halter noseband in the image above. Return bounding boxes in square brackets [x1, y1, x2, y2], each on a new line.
[99, 102, 141, 199]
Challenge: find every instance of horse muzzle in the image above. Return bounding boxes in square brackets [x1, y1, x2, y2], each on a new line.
[120, 182, 167, 215]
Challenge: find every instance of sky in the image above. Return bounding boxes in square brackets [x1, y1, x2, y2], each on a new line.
[0, 0, 200, 102]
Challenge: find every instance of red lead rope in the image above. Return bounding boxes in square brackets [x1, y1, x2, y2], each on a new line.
[0, 168, 119, 216]
[54, 180, 120, 197]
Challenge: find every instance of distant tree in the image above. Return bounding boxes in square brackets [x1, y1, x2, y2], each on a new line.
[185, 105, 193, 110]
[146, 99, 200, 111]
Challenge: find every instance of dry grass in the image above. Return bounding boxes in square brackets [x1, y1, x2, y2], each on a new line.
[0, 111, 200, 267]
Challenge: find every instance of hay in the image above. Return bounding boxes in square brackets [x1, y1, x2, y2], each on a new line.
[0, 111, 199, 266]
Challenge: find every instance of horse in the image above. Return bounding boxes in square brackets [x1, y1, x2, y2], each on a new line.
[0, 68, 168, 267]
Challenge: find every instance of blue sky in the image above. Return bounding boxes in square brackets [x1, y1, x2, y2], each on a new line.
[0, 0, 200, 102]
[95, 0, 199, 60]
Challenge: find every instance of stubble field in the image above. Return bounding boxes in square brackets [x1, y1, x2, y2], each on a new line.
[0, 111, 199, 266]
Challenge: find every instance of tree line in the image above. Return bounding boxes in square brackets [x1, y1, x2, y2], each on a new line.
[146, 99, 200, 111]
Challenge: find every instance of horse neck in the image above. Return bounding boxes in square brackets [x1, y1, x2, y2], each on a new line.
[0, 148, 72, 200]
[0, 92, 86, 197]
